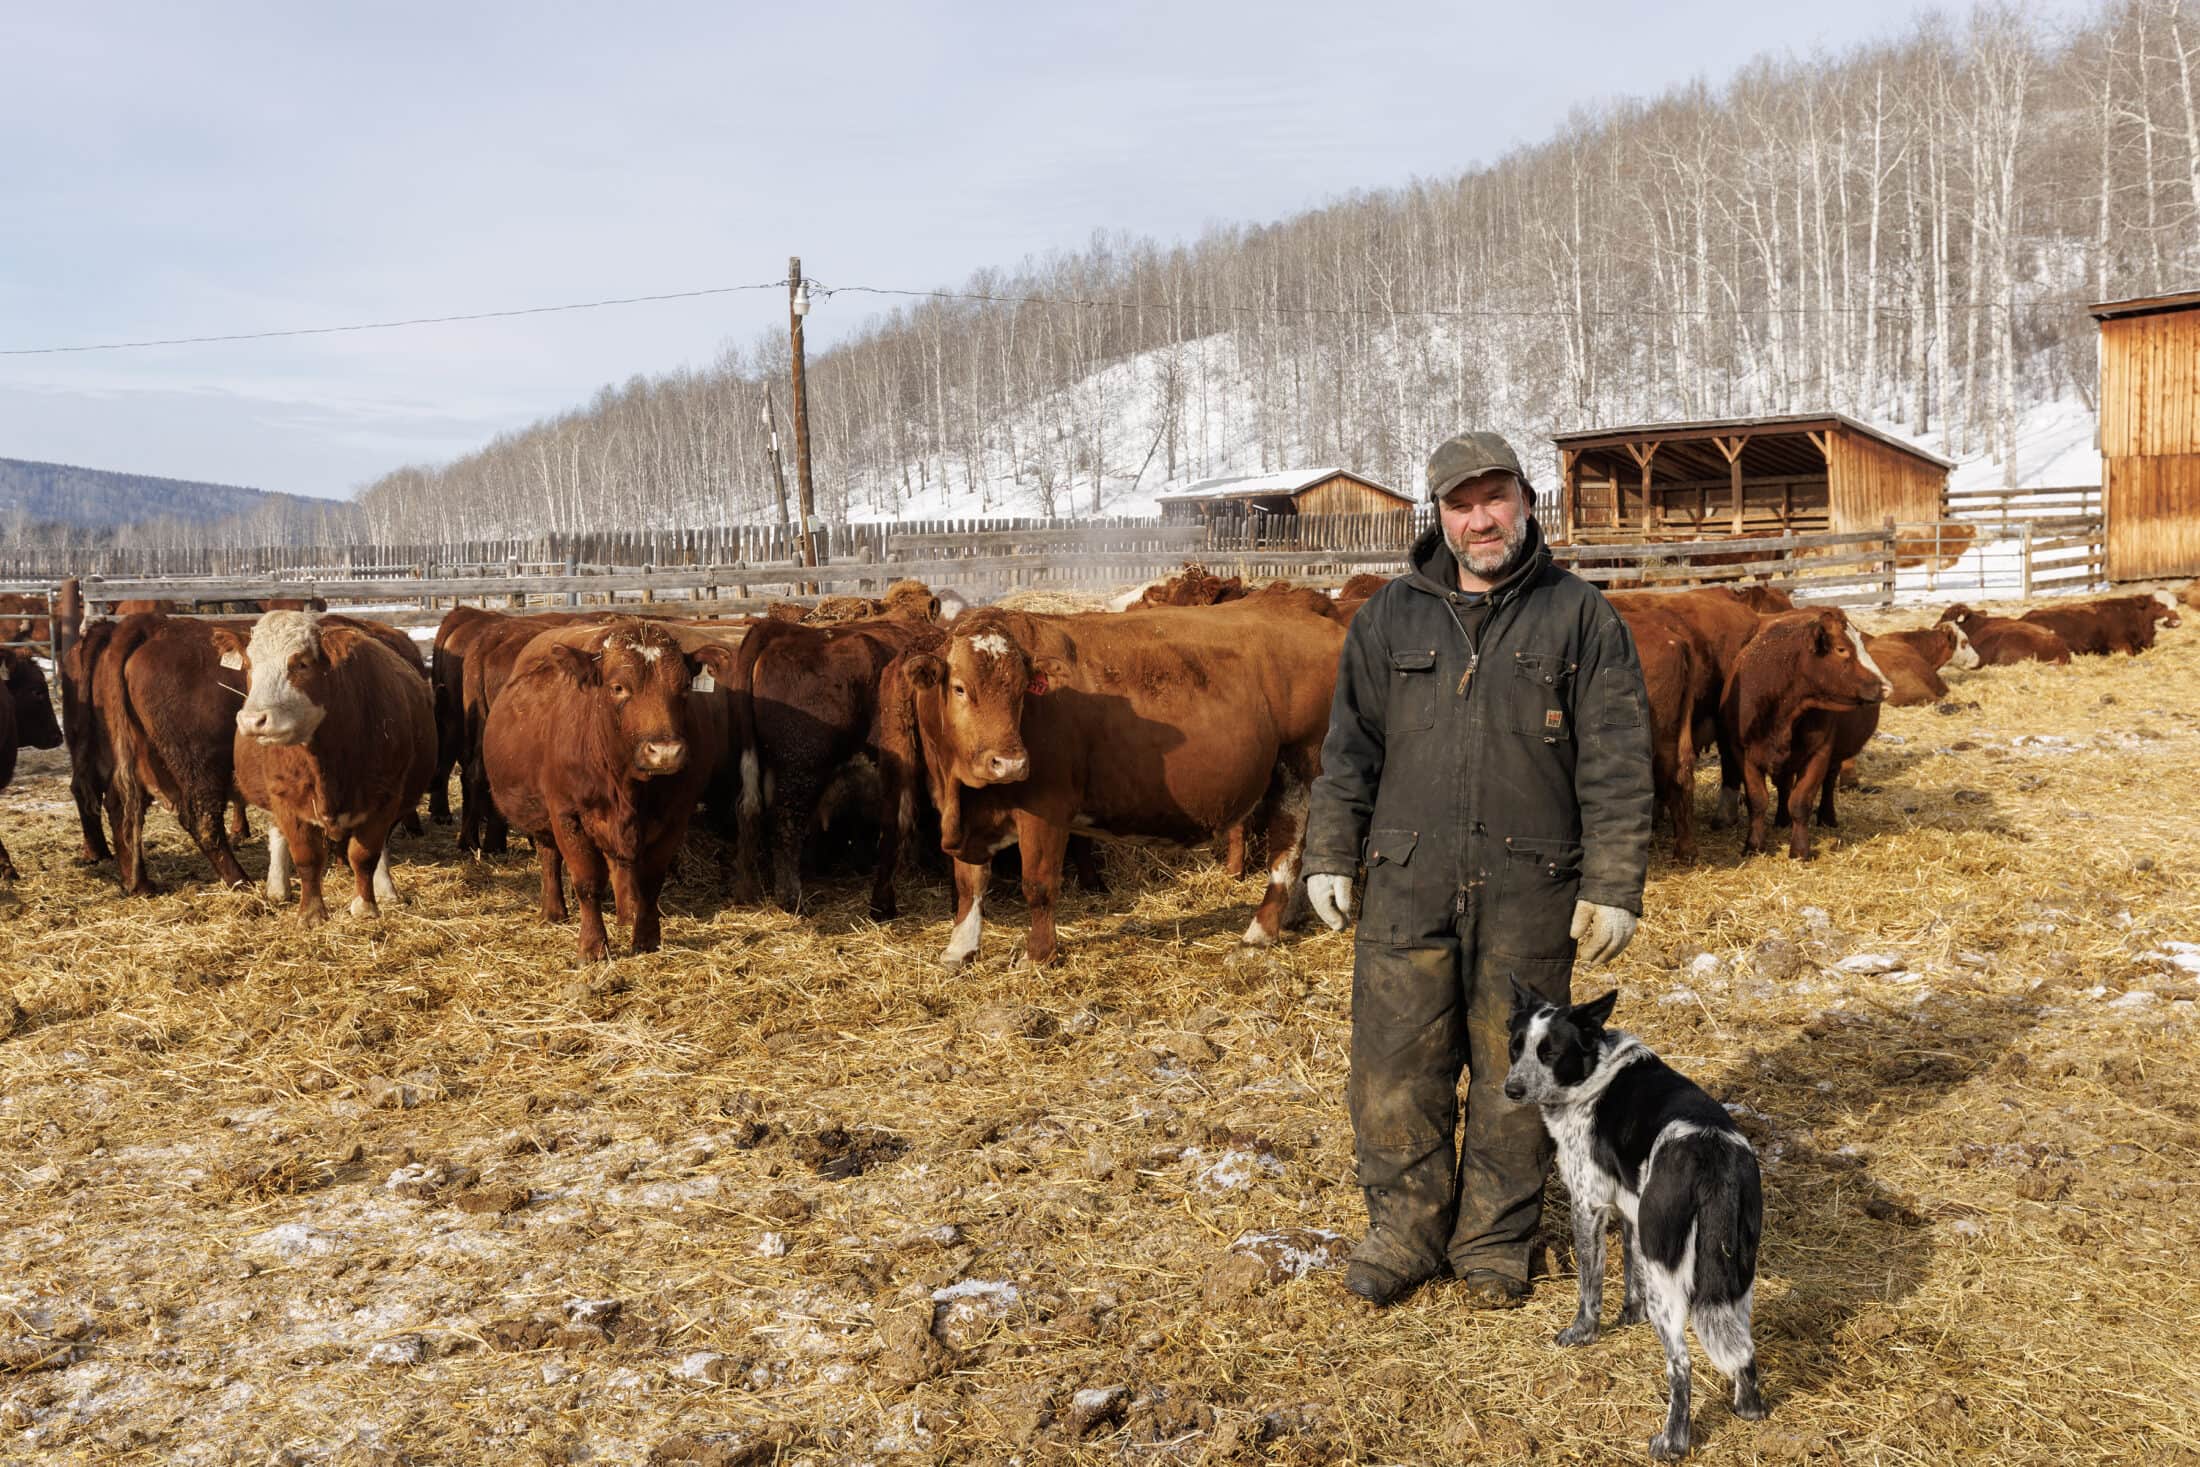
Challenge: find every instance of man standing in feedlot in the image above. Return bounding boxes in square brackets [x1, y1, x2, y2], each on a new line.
[1302, 431, 1655, 1309]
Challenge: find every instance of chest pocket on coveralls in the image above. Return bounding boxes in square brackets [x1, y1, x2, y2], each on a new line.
[1388, 649, 1438, 733]
[1508, 652, 1576, 740]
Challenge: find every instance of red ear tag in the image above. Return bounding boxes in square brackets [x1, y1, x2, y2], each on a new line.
[1026, 675, 1049, 696]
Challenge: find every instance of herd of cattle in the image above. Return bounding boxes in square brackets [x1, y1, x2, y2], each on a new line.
[0, 569, 2192, 964]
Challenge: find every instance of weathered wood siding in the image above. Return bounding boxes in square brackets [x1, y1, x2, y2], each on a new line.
[2099, 309, 2200, 580]
[1828, 430, 1945, 532]
[1294, 474, 1414, 517]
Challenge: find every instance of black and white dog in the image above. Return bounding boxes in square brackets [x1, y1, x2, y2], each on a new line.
[1503, 984, 1767, 1461]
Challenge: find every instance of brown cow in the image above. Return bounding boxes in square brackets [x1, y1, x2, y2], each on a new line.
[113, 599, 179, 616]
[61, 619, 119, 865]
[428, 606, 507, 827]
[89, 612, 260, 893]
[887, 599, 1344, 965]
[1937, 604, 2074, 665]
[212, 613, 435, 925]
[0, 592, 50, 651]
[1609, 604, 1704, 864]
[0, 649, 64, 880]
[2180, 581, 2200, 613]
[1115, 562, 1247, 611]
[1609, 585, 1786, 825]
[1863, 623, 1980, 706]
[457, 610, 598, 852]
[1720, 609, 1893, 860]
[728, 611, 945, 912]
[2019, 595, 2170, 657]
[484, 619, 736, 961]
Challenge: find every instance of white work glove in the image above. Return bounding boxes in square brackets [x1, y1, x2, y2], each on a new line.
[1307, 873, 1356, 931]
[1570, 900, 1638, 966]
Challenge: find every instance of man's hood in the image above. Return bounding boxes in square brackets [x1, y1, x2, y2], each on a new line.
[1406, 516, 1552, 604]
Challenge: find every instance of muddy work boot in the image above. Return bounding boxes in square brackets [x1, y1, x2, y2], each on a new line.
[1457, 1269, 1531, 1310]
[1342, 1258, 1425, 1309]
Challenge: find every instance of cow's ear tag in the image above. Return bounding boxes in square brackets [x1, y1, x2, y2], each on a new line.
[1026, 675, 1049, 696]
[692, 667, 716, 693]
[220, 651, 244, 671]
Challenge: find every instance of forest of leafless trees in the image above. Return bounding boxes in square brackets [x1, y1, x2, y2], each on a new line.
[342, 2, 2200, 541]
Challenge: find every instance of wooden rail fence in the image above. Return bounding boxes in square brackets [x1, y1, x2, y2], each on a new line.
[5, 511, 2113, 665]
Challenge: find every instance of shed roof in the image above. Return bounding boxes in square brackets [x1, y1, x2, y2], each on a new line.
[1551, 412, 1954, 471]
[2088, 288, 2200, 321]
[1154, 467, 1413, 506]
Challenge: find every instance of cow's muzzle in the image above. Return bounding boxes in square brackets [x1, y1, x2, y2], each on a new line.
[235, 708, 303, 745]
[634, 739, 688, 775]
[977, 750, 1029, 784]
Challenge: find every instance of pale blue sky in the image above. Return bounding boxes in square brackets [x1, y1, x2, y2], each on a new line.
[0, 1, 2088, 499]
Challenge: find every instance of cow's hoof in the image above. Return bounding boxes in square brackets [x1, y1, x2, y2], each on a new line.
[348, 896, 378, 920]
[1649, 1429, 1689, 1461]
[869, 898, 898, 921]
[937, 949, 978, 970]
[300, 910, 328, 930]
[1554, 1319, 1599, 1347]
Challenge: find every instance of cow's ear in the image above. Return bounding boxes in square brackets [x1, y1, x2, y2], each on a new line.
[208, 627, 248, 672]
[1571, 989, 1619, 1031]
[318, 625, 368, 663]
[1027, 655, 1071, 696]
[549, 643, 599, 686]
[686, 644, 735, 692]
[903, 652, 946, 691]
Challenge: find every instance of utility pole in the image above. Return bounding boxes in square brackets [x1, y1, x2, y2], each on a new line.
[760, 389, 790, 528]
[788, 256, 817, 569]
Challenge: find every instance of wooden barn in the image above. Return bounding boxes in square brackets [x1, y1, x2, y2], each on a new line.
[1550, 413, 1952, 542]
[1155, 467, 1414, 525]
[2090, 289, 2200, 581]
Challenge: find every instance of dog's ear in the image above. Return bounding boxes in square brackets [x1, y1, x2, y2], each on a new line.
[1571, 989, 1619, 1031]
[1508, 975, 1540, 1014]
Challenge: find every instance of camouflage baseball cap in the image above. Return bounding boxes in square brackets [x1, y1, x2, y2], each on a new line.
[1426, 431, 1531, 500]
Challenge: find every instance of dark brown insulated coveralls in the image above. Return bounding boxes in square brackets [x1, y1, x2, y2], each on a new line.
[1302, 521, 1653, 1287]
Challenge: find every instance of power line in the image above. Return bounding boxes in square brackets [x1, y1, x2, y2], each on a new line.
[0, 282, 789, 357]
[815, 280, 2090, 321]
[0, 271, 2096, 358]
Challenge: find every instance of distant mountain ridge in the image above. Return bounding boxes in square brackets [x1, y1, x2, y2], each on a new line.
[0, 455, 307, 530]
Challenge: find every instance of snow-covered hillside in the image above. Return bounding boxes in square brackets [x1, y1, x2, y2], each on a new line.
[836, 332, 2103, 526]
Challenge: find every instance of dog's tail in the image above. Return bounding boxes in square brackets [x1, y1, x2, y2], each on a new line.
[1691, 1140, 1763, 1306]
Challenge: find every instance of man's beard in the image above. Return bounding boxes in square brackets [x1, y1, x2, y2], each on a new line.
[1446, 513, 1532, 581]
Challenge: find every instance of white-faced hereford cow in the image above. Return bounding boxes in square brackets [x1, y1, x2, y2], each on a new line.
[889, 600, 1344, 965]
[213, 613, 436, 925]
[483, 619, 735, 962]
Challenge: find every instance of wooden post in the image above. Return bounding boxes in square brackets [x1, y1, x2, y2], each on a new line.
[1881, 517, 1897, 606]
[1714, 435, 1746, 535]
[1559, 449, 1579, 542]
[761, 389, 791, 528]
[53, 578, 81, 686]
[1624, 441, 1659, 537]
[2020, 521, 2035, 600]
[788, 256, 817, 572]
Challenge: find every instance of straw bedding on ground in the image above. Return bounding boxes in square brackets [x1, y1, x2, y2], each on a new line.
[1, 601, 2196, 1465]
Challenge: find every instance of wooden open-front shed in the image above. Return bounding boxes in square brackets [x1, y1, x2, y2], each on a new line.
[1156, 467, 1413, 525]
[1551, 413, 1952, 542]
[2090, 288, 2200, 581]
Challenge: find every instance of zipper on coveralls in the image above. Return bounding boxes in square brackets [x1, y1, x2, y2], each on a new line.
[1442, 594, 1482, 918]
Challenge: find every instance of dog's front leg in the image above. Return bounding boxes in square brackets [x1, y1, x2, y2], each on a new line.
[1555, 1200, 1606, 1346]
[1616, 1215, 1647, 1327]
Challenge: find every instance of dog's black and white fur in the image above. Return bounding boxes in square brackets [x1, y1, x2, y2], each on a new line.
[1503, 984, 1767, 1460]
